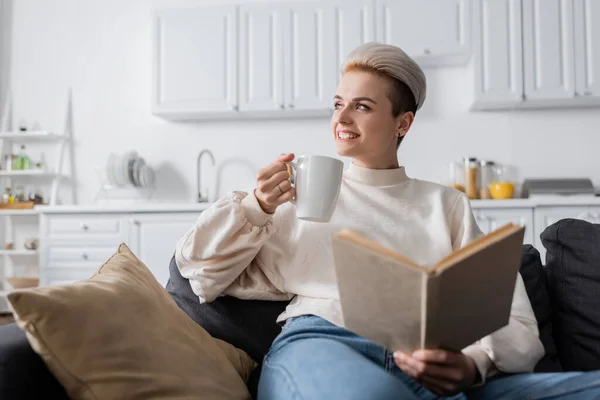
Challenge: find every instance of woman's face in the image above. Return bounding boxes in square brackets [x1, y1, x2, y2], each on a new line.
[331, 69, 412, 169]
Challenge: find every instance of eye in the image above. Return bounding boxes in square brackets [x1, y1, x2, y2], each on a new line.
[357, 103, 371, 111]
[334, 102, 343, 110]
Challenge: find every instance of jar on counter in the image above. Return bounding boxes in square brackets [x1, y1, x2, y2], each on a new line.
[463, 157, 480, 200]
[479, 160, 496, 200]
[443, 161, 465, 192]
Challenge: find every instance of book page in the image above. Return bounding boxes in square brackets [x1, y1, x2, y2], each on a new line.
[423, 226, 525, 351]
[332, 234, 425, 352]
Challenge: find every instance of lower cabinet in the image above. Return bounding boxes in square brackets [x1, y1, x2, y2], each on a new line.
[40, 212, 201, 288]
[471, 207, 535, 245]
[533, 206, 600, 262]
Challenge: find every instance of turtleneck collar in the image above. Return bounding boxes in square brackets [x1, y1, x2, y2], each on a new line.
[343, 162, 409, 187]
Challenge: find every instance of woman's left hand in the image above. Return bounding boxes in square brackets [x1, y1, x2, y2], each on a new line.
[393, 349, 478, 397]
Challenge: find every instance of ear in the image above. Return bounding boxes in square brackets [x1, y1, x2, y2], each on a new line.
[396, 112, 415, 138]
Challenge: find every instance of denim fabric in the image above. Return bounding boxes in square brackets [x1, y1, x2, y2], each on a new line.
[258, 315, 600, 400]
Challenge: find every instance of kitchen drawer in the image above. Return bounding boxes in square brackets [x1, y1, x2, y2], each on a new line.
[47, 215, 124, 236]
[48, 245, 118, 265]
[41, 267, 98, 287]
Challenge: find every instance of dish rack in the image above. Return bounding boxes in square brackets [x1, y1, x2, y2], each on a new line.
[94, 151, 157, 204]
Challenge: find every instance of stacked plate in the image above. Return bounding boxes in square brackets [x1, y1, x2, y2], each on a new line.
[105, 151, 156, 189]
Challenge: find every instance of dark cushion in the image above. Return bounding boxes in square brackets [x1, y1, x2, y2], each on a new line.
[518, 245, 562, 372]
[0, 323, 69, 399]
[165, 254, 290, 398]
[541, 218, 600, 371]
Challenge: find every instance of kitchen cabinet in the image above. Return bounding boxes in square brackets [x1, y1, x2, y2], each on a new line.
[238, 3, 285, 112]
[40, 212, 201, 288]
[522, 0, 576, 102]
[472, 0, 523, 109]
[472, 207, 535, 245]
[472, 0, 600, 110]
[375, 0, 471, 67]
[153, 6, 238, 118]
[534, 206, 600, 261]
[238, 0, 374, 113]
[127, 213, 199, 287]
[574, 0, 600, 99]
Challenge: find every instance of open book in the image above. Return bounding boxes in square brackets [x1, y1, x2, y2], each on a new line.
[332, 223, 525, 353]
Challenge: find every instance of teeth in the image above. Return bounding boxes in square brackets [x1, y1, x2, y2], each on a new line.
[338, 132, 359, 139]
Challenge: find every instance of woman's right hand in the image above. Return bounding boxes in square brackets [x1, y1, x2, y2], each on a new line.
[255, 153, 296, 214]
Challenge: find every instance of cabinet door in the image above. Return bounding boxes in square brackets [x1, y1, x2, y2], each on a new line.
[153, 6, 238, 116]
[128, 213, 200, 287]
[282, 2, 338, 110]
[472, 0, 523, 109]
[376, 0, 470, 67]
[522, 0, 576, 101]
[332, 0, 375, 85]
[238, 3, 285, 112]
[574, 0, 600, 98]
[534, 206, 600, 261]
[473, 208, 534, 245]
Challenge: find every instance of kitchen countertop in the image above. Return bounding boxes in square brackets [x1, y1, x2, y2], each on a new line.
[31, 195, 600, 214]
[34, 202, 213, 214]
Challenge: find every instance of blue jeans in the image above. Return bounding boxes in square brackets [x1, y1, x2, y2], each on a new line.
[258, 315, 600, 400]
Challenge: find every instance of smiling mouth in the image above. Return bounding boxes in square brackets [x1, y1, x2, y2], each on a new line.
[337, 131, 360, 140]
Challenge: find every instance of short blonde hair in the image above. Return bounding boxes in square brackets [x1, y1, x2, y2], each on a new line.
[341, 42, 427, 114]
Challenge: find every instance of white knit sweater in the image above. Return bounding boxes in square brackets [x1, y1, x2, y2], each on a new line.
[175, 163, 544, 381]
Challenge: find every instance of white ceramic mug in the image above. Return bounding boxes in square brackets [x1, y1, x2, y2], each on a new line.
[286, 155, 344, 222]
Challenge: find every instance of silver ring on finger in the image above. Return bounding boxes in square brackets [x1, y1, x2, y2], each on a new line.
[277, 183, 284, 195]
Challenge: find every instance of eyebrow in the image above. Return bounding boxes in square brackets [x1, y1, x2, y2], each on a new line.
[333, 95, 378, 104]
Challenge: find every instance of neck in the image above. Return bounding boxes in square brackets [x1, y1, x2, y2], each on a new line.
[351, 157, 400, 170]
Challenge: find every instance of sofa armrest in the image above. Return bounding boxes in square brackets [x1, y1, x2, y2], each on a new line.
[0, 323, 69, 399]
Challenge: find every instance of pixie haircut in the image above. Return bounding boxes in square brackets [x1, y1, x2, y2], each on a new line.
[341, 42, 427, 148]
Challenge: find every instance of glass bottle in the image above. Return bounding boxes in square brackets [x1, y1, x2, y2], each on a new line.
[479, 160, 495, 200]
[18, 145, 30, 170]
[464, 157, 480, 200]
[1, 188, 10, 204]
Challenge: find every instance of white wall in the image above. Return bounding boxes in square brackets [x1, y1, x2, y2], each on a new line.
[7, 0, 600, 205]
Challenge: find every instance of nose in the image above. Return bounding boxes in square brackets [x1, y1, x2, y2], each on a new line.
[334, 104, 353, 125]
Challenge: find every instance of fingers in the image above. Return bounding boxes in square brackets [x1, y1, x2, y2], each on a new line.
[257, 162, 289, 182]
[419, 375, 459, 397]
[393, 352, 462, 382]
[412, 350, 459, 366]
[259, 170, 292, 193]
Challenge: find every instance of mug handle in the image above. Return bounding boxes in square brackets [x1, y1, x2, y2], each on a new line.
[284, 161, 297, 204]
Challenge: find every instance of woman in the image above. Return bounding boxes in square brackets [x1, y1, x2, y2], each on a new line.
[176, 43, 600, 399]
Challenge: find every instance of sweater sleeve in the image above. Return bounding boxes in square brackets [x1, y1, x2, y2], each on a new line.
[175, 190, 291, 303]
[449, 193, 545, 383]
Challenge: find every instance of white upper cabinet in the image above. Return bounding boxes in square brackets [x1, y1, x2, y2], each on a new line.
[522, 0, 576, 101]
[472, 0, 523, 109]
[375, 0, 470, 67]
[282, 2, 338, 111]
[237, 0, 374, 113]
[574, 0, 600, 98]
[153, 6, 238, 118]
[238, 3, 285, 112]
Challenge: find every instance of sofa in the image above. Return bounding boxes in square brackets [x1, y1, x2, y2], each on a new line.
[1, 218, 599, 399]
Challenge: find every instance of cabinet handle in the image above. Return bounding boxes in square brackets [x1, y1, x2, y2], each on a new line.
[130, 219, 140, 226]
[81, 223, 89, 231]
[423, 48, 432, 55]
[82, 253, 89, 261]
[229, 105, 239, 111]
[279, 104, 285, 110]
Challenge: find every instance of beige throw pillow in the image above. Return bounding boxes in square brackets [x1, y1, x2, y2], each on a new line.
[7, 243, 256, 400]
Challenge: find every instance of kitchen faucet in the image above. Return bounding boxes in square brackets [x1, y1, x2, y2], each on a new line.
[197, 149, 215, 203]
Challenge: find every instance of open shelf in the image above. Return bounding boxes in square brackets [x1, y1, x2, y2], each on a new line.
[0, 249, 38, 256]
[0, 170, 63, 178]
[0, 131, 64, 141]
[0, 209, 39, 216]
